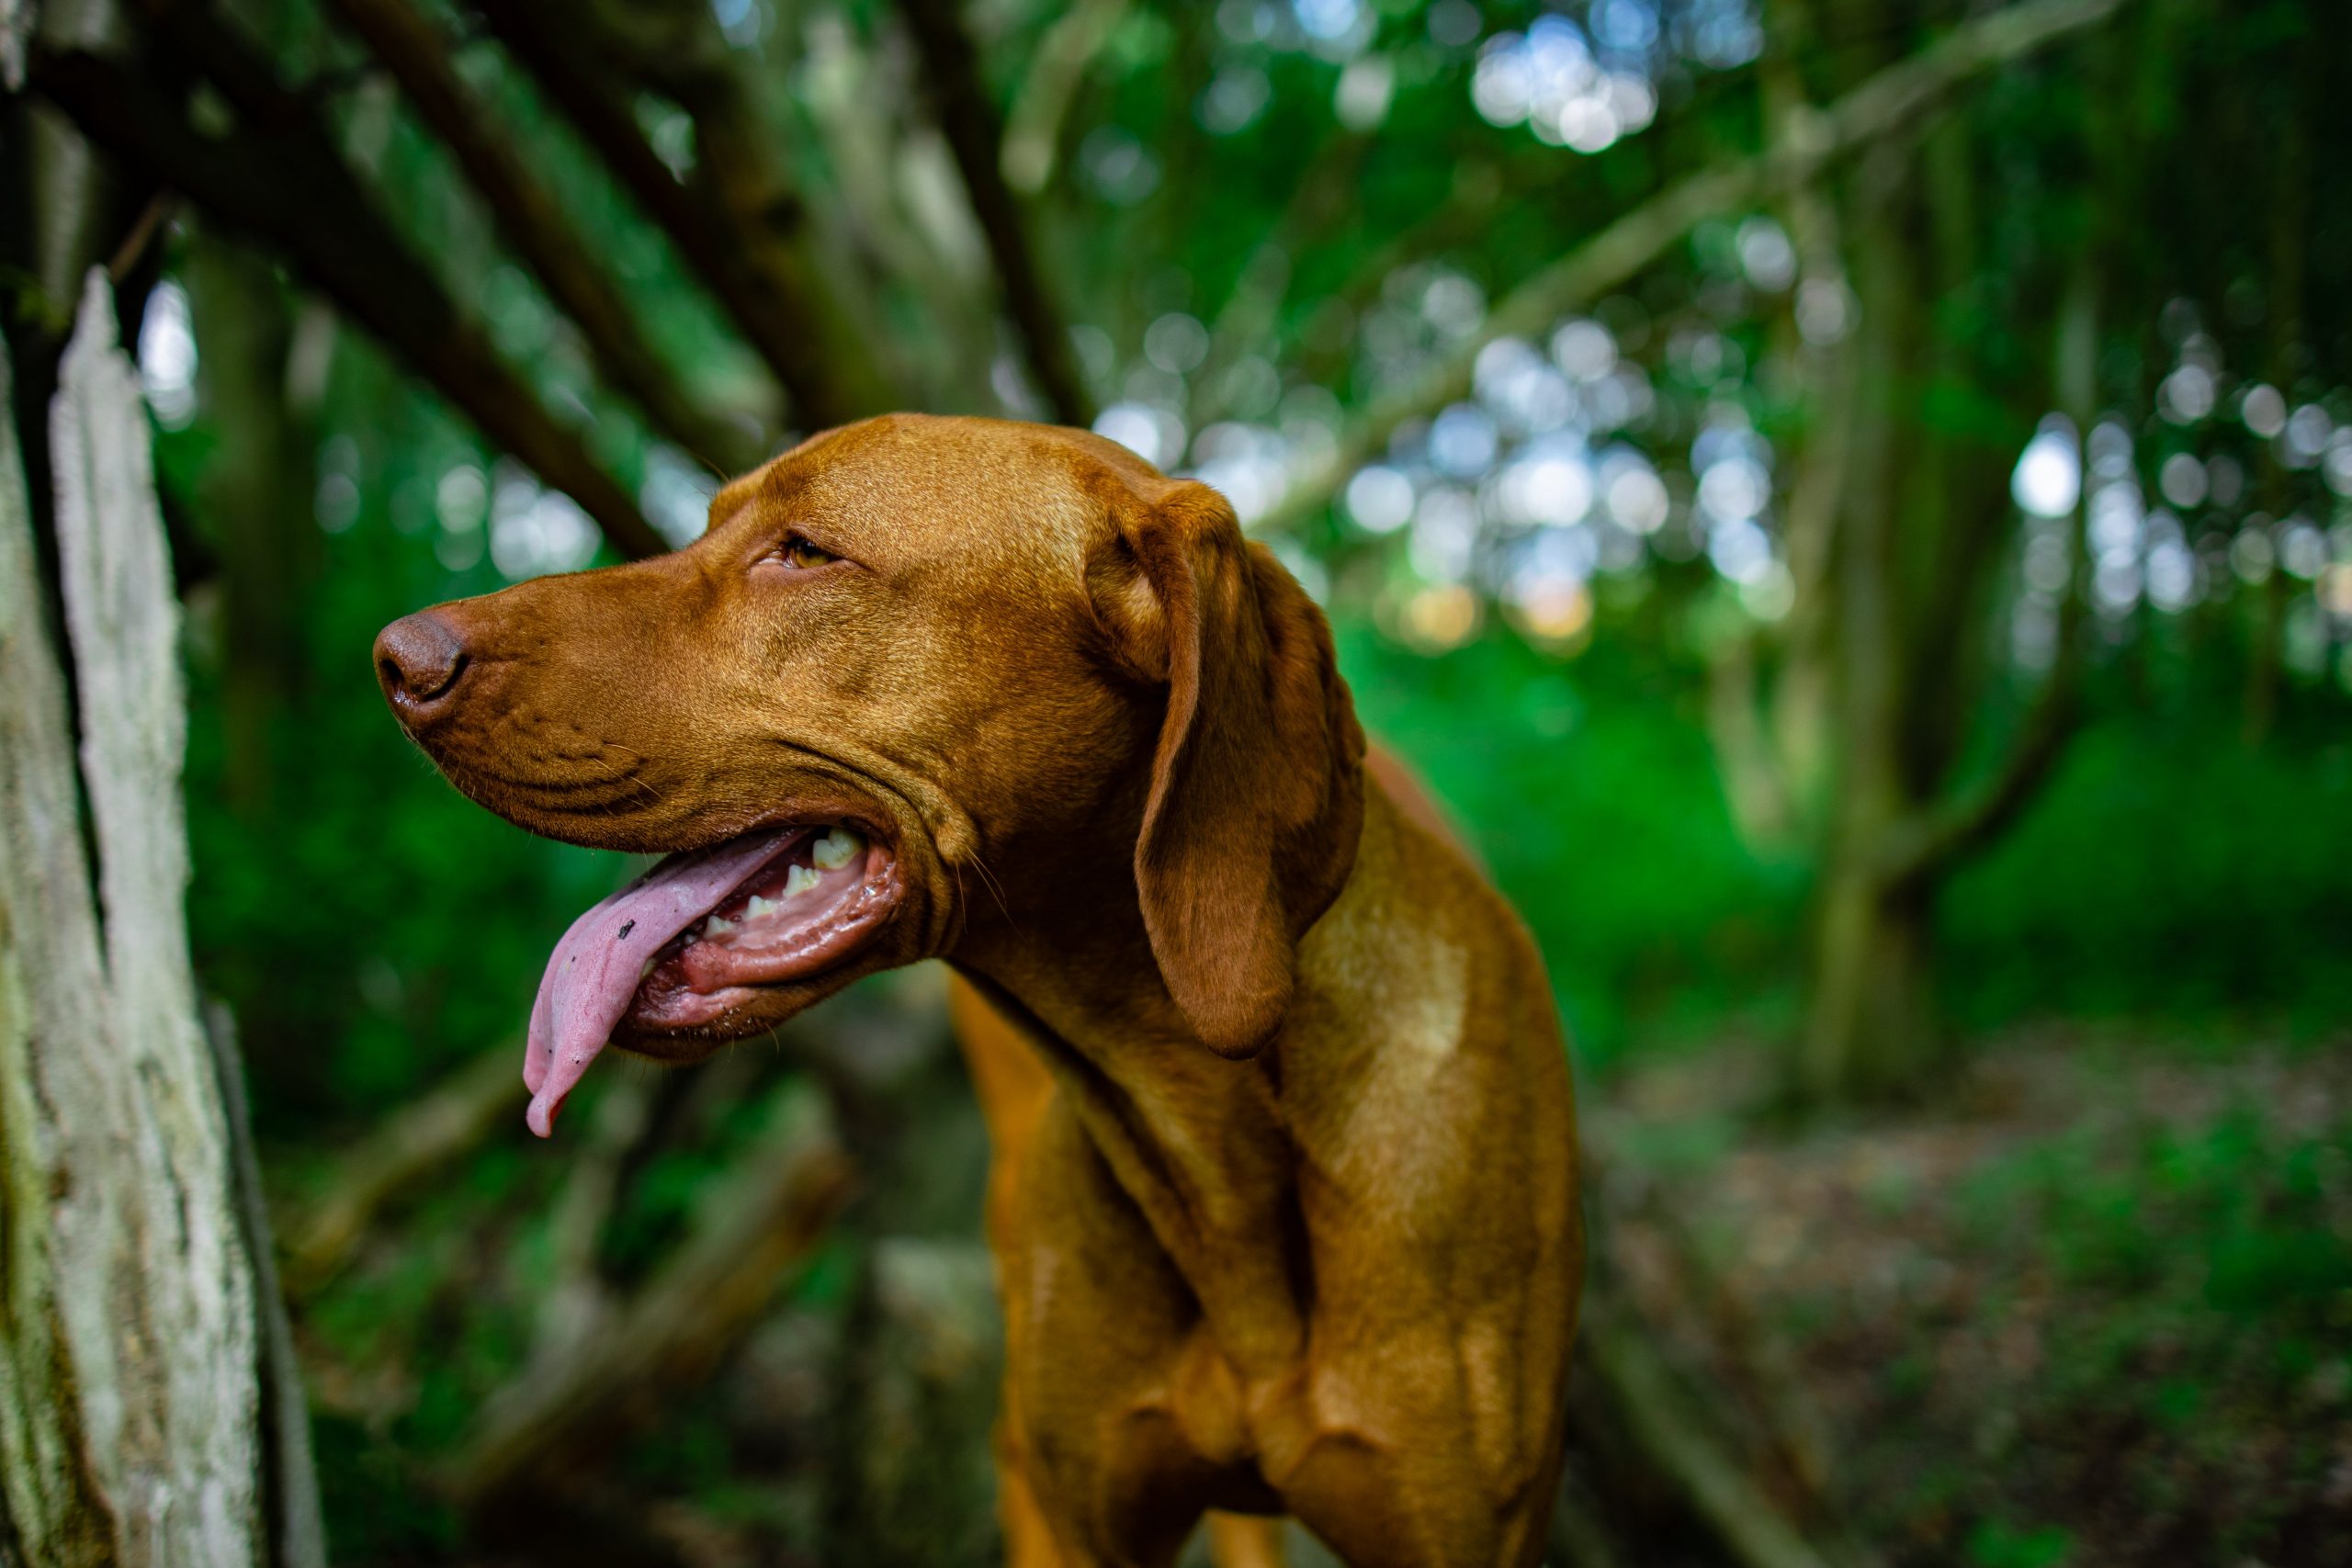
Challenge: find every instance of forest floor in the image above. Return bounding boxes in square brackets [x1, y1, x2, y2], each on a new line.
[1589, 1022, 2352, 1568]
[301, 1009, 2352, 1568]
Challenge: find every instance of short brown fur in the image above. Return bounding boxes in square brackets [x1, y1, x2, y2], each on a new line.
[378, 415, 1582, 1565]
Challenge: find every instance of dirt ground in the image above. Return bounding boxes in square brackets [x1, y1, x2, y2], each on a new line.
[1588, 1025, 2352, 1568]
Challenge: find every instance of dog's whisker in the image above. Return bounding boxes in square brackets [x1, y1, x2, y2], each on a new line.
[967, 851, 1013, 925]
[579, 746, 669, 814]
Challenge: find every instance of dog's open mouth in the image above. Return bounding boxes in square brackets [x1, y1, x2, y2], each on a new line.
[522, 823, 899, 1137]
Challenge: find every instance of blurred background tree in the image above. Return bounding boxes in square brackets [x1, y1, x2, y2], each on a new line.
[5, 0, 2350, 1563]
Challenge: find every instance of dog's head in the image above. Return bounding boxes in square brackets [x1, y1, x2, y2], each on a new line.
[377, 415, 1363, 1133]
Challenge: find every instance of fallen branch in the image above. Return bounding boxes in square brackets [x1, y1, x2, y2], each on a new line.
[278, 1041, 522, 1299]
[1254, 0, 2130, 536]
[450, 1083, 854, 1506]
[529, 1071, 662, 1361]
[319, 0, 766, 473]
[899, 0, 1094, 425]
[26, 28, 668, 560]
[1579, 1298, 1849, 1568]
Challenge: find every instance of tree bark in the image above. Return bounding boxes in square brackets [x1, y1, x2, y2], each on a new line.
[1791, 164, 1940, 1104]
[0, 287, 119, 1568]
[1, 274, 310, 1568]
[1794, 857, 1939, 1104]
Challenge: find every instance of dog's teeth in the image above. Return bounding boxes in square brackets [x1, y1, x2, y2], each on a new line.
[704, 914, 735, 937]
[745, 894, 777, 919]
[812, 827, 863, 872]
[783, 863, 820, 898]
[639, 957, 655, 981]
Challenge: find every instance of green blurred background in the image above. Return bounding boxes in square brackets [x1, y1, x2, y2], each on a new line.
[7, 0, 2351, 1562]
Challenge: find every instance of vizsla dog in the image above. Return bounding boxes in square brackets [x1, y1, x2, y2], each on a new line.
[376, 415, 1581, 1566]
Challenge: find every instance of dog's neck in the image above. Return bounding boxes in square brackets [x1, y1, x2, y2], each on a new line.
[949, 785, 1399, 1384]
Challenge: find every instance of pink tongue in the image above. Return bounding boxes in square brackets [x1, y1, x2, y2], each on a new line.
[523, 829, 801, 1137]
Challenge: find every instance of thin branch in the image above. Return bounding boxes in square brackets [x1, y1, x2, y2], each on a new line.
[997, 0, 1127, 197]
[1579, 1299, 1848, 1568]
[1707, 630, 1801, 849]
[1758, 0, 1854, 684]
[795, 15, 997, 406]
[1876, 223, 2103, 889]
[467, 0, 895, 428]
[898, 0, 1094, 425]
[318, 0, 765, 474]
[1878, 635, 2079, 886]
[1254, 0, 2131, 536]
[528, 1072, 660, 1363]
[278, 1041, 523, 1298]
[1192, 125, 1372, 428]
[450, 1084, 854, 1506]
[27, 32, 669, 559]
[105, 189, 176, 284]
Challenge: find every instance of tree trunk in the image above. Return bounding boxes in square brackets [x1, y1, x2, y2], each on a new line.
[1794, 855, 1939, 1104]
[1781, 10, 2094, 1104]
[185, 231, 316, 817]
[1791, 123, 1931, 1104]
[0, 275, 316, 1568]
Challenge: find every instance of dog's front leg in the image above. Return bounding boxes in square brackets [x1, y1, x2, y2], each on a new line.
[991, 1099, 1258, 1567]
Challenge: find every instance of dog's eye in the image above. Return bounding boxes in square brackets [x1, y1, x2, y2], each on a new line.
[769, 535, 837, 570]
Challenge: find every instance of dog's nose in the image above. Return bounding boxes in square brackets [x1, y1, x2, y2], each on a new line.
[375, 611, 470, 711]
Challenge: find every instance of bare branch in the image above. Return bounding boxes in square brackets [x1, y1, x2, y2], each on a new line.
[319, 0, 766, 473]
[1254, 0, 2130, 536]
[998, 0, 1127, 197]
[899, 0, 1094, 425]
[1706, 630, 1801, 850]
[450, 1084, 854, 1506]
[28, 32, 670, 559]
[1876, 637, 2079, 888]
[1876, 266, 2099, 889]
[1193, 126, 1372, 428]
[1578, 1299, 1848, 1568]
[279, 1042, 523, 1299]
[528, 1073, 660, 1363]
[469, 0, 897, 428]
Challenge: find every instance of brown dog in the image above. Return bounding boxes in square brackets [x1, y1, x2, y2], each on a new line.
[376, 415, 1582, 1565]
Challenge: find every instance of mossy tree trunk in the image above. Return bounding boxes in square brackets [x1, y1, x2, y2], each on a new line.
[1704, 0, 2128, 1104]
[0, 276, 320, 1568]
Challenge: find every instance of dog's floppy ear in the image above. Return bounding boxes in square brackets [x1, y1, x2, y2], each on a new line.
[1091, 479, 1365, 1058]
